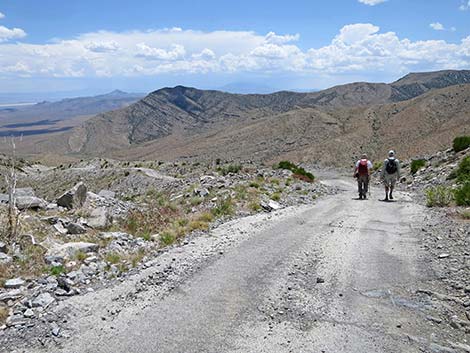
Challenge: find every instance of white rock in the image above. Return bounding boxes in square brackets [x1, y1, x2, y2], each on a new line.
[47, 242, 99, 259]
[23, 309, 35, 318]
[4, 278, 25, 289]
[32, 292, 55, 308]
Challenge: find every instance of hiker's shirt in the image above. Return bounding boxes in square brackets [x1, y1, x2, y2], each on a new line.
[381, 158, 401, 179]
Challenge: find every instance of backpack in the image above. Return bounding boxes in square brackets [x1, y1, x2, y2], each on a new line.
[358, 159, 369, 175]
[385, 158, 398, 174]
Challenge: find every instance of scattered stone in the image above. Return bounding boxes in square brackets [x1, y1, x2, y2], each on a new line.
[51, 322, 61, 337]
[86, 207, 112, 229]
[6, 315, 28, 327]
[16, 196, 47, 210]
[316, 277, 325, 284]
[46, 242, 99, 259]
[23, 309, 35, 318]
[0, 241, 7, 253]
[32, 292, 55, 308]
[57, 182, 87, 209]
[0, 289, 23, 302]
[98, 190, 116, 199]
[4, 278, 25, 289]
[438, 253, 450, 259]
[260, 200, 282, 212]
[427, 316, 442, 324]
[66, 222, 87, 234]
[0, 252, 12, 265]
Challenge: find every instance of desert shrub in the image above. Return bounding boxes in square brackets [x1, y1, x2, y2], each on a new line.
[188, 220, 209, 231]
[211, 197, 235, 217]
[218, 164, 242, 176]
[410, 159, 426, 174]
[453, 136, 470, 152]
[160, 231, 176, 246]
[49, 265, 65, 276]
[458, 209, 470, 219]
[454, 182, 470, 206]
[249, 181, 260, 188]
[276, 161, 315, 183]
[271, 192, 281, 201]
[425, 186, 454, 207]
[197, 212, 214, 223]
[0, 306, 8, 325]
[455, 156, 470, 184]
[373, 161, 383, 171]
[105, 252, 122, 264]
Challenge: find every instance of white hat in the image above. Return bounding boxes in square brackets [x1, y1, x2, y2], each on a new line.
[388, 150, 395, 156]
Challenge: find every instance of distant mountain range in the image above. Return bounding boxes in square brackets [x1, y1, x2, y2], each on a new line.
[14, 70, 470, 165]
[0, 90, 144, 124]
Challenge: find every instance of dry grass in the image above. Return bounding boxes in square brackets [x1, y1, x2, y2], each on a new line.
[0, 306, 9, 325]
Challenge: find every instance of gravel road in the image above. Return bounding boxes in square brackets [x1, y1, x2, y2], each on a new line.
[26, 177, 466, 353]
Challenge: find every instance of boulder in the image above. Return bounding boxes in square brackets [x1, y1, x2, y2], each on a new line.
[0, 252, 12, 265]
[0, 289, 23, 302]
[98, 190, 116, 199]
[46, 242, 99, 260]
[194, 188, 210, 197]
[260, 200, 282, 212]
[4, 278, 25, 289]
[86, 207, 111, 229]
[16, 196, 47, 210]
[66, 222, 87, 234]
[15, 188, 35, 197]
[0, 194, 8, 204]
[57, 182, 87, 209]
[0, 241, 7, 253]
[32, 292, 55, 308]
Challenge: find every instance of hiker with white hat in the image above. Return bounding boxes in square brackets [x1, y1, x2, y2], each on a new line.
[381, 150, 401, 201]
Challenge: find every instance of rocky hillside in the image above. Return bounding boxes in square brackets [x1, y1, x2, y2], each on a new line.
[29, 70, 470, 164]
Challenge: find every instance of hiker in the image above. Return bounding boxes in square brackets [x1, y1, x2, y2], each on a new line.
[353, 153, 372, 199]
[381, 150, 401, 201]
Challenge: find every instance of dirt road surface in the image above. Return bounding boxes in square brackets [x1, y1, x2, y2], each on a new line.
[26, 177, 466, 353]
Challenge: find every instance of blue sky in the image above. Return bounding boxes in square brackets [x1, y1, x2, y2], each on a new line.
[0, 0, 469, 97]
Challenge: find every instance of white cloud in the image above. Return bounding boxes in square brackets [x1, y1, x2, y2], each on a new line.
[0, 25, 26, 42]
[460, 1, 470, 10]
[86, 41, 120, 53]
[358, 0, 387, 5]
[135, 43, 186, 60]
[430, 22, 445, 31]
[0, 25, 468, 81]
[0, 12, 5, 19]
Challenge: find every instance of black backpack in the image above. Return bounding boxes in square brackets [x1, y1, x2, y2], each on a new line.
[385, 158, 398, 174]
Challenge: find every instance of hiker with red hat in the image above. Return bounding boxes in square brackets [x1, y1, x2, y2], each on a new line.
[353, 153, 372, 200]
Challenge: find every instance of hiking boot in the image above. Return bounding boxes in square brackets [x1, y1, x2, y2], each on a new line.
[363, 194, 367, 200]
[359, 194, 363, 200]
[389, 193, 394, 200]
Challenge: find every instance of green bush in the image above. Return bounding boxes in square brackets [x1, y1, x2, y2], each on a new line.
[425, 186, 454, 207]
[454, 182, 470, 206]
[211, 197, 235, 217]
[456, 156, 470, 184]
[410, 159, 426, 175]
[453, 136, 470, 152]
[276, 160, 315, 183]
[373, 161, 383, 171]
[218, 164, 242, 176]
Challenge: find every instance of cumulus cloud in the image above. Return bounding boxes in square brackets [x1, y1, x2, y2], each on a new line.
[0, 25, 26, 42]
[430, 22, 445, 31]
[358, 0, 387, 5]
[0, 25, 468, 80]
[0, 12, 5, 19]
[135, 43, 186, 60]
[460, 1, 470, 10]
[86, 41, 120, 53]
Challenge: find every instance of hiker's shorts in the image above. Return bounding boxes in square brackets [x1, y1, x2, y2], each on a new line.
[383, 173, 398, 188]
[357, 174, 369, 195]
